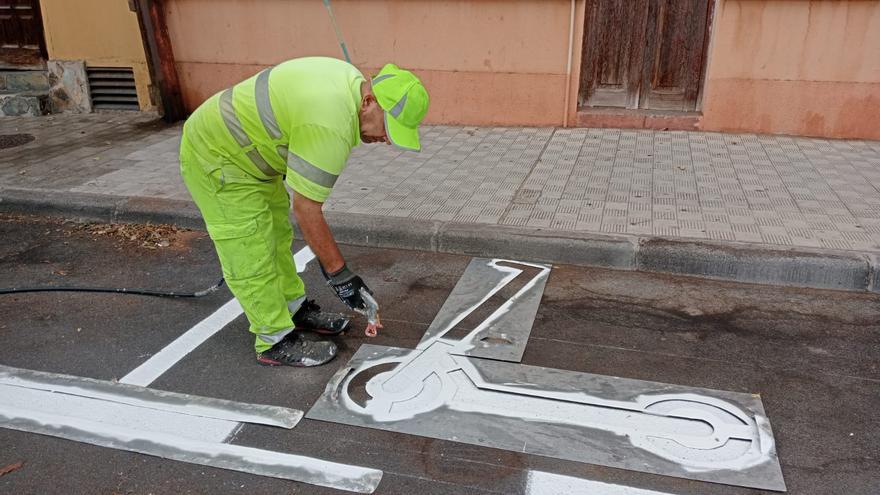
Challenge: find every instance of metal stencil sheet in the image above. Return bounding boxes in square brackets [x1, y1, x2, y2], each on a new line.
[1, 383, 240, 443]
[1, 385, 382, 493]
[417, 258, 551, 363]
[308, 344, 786, 492]
[0, 364, 302, 428]
[416, 258, 518, 346]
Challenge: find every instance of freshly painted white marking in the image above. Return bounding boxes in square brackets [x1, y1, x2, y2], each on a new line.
[340, 342, 772, 473]
[0, 371, 302, 428]
[1, 384, 234, 442]
[416, 259, 521, 349]
[0, 385, 383, 493]
[3, 244, 380, 492]
[449, 262, 550, 355]
[294, 246, 316, 272]
[120, 246, 315, 387]
[328, 259, 773, 474]
[119, 298, 244, 386]
[526, 470, 676, 495]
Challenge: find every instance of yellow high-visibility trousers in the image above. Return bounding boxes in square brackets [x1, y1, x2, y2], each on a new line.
[180, 139, 305, 353]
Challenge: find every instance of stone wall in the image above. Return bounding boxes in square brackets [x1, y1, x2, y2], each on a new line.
[47, 60, 92, 114]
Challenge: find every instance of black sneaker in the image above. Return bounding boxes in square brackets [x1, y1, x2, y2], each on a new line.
[256, 332, 337, 367]
[293, 299, 350, 336]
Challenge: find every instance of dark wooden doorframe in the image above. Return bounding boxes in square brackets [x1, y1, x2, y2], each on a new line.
[0, 0, 48, 68]
[130, 0, 185, 122]
[578, 0, 715, 113]
[694, 0, 715, 111]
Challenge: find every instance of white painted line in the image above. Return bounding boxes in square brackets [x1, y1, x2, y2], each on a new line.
[120, 298, 243, 386]
[294, 246, 316, 272]
[1, 384, 235, 443]
[0, 387, 383, 493]
[120, 246, 315, 387]
[0, 365, 302, 428]
[527, 470, 676, 495]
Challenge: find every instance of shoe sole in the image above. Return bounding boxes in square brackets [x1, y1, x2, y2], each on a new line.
[256, 352, 337, 367]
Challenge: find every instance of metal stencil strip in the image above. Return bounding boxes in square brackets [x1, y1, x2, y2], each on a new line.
[0, 364, 302, 428]
[0, 404, 382, 494]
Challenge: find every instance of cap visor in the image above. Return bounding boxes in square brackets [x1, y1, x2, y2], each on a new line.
[385, 112, 421, 152]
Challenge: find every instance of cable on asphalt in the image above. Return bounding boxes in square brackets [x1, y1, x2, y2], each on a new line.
[0, 278, 225, 298]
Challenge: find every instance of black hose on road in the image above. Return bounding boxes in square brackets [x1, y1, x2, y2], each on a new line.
[0, 278, 225, 298]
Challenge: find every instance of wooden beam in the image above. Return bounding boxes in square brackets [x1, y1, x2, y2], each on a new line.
[133, 0, 185, 122]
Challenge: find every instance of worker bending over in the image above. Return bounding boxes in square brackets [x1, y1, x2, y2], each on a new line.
[180, 57, 429, 367]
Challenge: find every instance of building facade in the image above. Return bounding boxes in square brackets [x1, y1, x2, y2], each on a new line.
[1, 0, 877, 139]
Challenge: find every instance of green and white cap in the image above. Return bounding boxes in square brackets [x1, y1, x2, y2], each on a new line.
[371, 63, 429, 152]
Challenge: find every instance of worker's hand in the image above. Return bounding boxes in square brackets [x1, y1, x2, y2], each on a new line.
[322, 263, 372, 311]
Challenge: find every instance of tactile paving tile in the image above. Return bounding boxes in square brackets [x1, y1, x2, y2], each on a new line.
[14, 115, 879, 252]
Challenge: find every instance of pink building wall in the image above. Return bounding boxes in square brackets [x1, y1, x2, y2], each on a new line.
[701, 0, 880, 139]
[164, 0, 579, 126]
[163, 0, 879, 139]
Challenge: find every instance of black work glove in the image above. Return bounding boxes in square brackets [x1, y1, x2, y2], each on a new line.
[322, 263, 372, 311]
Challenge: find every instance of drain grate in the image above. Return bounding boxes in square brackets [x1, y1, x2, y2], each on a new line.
[0, 134, 35, 150]
[87, 67, 139, 111]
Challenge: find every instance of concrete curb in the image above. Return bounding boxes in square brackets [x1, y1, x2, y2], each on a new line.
[868, 254, 880, 293]
[0, 187, 207, 230]
[0, 187, 123, 224]
[636, 238, 871, 292]
[437, 221, 637, 270]
[117, 196, 206, 231]
[324, 212, 441, 253]
[2, 186, 878, 293]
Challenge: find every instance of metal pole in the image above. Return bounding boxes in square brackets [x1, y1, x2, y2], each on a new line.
[322, 0, 352, 63]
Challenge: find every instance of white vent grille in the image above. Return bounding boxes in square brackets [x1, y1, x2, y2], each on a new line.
[87, 67, 139, 110]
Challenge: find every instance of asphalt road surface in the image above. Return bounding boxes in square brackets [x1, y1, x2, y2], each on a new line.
[1, 213, 878, 495]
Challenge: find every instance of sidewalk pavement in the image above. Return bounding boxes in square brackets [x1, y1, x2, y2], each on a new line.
[2, 113, 879, 292]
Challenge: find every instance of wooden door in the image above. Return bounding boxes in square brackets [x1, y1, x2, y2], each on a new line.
[579, 0, 712, 112]
[0, 0, 47, 67]
[579, 0, 649, 109]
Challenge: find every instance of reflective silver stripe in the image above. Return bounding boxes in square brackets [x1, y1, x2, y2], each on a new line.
[246, 149, 280, 177]
[277, 145, 288, 161]
[220, 89, 250, 147]
[384, 112, 414, 152]
[255, 69, 282, 140]
[372, 74, 395, 85]
[257, 327, 295, 346]
[389, 93, 407, 118]
[219, 88, 280, 177]
[287, 296, 305, 316]
[287, 152, 338, 188]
